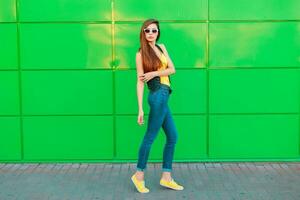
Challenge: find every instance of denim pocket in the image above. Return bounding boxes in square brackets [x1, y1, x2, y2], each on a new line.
[161, 88, 170, 96]
[148, 88, 165, 105]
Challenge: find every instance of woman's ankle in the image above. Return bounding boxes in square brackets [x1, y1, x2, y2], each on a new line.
[161, 172, 172, 181]
[135, 171, 144, 181]
[161, 177, 172, 181]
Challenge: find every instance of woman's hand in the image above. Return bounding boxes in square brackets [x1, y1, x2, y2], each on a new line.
[137, 110, 144, 125]
[139, 71, 157, 82]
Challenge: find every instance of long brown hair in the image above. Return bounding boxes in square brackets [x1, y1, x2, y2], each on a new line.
[138, 19, 162, 73]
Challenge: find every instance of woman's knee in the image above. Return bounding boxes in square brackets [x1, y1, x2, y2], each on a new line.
[167, 133, 178, 144]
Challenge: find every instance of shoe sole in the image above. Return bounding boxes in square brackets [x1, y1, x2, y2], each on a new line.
[160, 182, 184, 191]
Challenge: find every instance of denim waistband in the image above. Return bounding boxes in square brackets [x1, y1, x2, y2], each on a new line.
[159, 84, 172, 94]
[159, 84, 171, 90]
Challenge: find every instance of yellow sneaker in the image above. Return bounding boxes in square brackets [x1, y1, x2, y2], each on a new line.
[160, 178, 184, 190]
[131, 174, 150, 193]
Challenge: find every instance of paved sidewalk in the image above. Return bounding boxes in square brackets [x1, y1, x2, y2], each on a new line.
[0, 162, 300, 200]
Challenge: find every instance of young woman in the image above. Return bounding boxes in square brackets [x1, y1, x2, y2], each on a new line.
[130, 19, 184, 193]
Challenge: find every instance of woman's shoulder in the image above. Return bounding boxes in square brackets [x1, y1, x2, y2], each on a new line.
[136, 51, 142, 60]
[136, 47, 142, 55]
[136, 49, 141, 55]
[156, 43, 167, 54]
[157, 43, 165, 48]
[157, 43, 167, 51]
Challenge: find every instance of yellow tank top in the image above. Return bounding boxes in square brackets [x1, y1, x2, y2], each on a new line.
[158, 53, 170, 86]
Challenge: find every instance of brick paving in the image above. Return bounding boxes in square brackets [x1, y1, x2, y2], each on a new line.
[0, 162, 300, 200]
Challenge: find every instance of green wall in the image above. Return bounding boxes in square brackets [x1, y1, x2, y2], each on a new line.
[0, 0, 300, 162]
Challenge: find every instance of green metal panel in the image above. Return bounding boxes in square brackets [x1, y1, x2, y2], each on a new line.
[0, 117, 21, 160]
[168, 69, 206, 114]
[22, 71, 113, 115]
[210, 0, 300, 20]
[1, 0, 300, 162]
[115, 23, 207, 69]
[115, 69, 206, 114]
[19, 0, 111, 21]
[0, 24, 18, 69]
[115, 0, 207, 21]
[0, 71, 19, 115]
[209, 69, 300, 113]
[114, 23, 139, 69]
[0, 0, 16, 22]
[23, 116, 113, 160]
[210, 22, 300, 68]
[173, 115, 207, 159]
[116, 115, 206, 160]
[20, 24, 111, 69]
[209, 115, 299, 158]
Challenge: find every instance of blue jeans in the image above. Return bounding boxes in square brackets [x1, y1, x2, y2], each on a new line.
[136, 84, 178, 172]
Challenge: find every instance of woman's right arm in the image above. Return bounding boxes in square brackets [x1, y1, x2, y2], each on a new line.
[136, 52, 144, 125]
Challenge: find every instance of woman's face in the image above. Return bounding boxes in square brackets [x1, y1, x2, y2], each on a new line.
[144, 23, 159, 42]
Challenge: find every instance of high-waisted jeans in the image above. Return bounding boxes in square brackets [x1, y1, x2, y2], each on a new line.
[136, 84, 178, 172]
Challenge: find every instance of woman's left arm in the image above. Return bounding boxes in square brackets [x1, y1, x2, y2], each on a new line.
[141, 44, 176, 82]
[154, 44, 176, 76]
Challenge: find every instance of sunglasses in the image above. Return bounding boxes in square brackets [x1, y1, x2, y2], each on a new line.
[143, 28, 159, 34]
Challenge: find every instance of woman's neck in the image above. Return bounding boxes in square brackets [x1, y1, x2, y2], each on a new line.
[148, 41, 156, 47]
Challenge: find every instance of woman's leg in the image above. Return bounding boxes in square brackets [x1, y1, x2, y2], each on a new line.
[161, 105, 178, 174]
[159, 105, 184, 190]
[136, 91, 168, 173]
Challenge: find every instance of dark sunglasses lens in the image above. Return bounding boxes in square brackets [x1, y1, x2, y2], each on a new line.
[144, 29, 158, 33]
